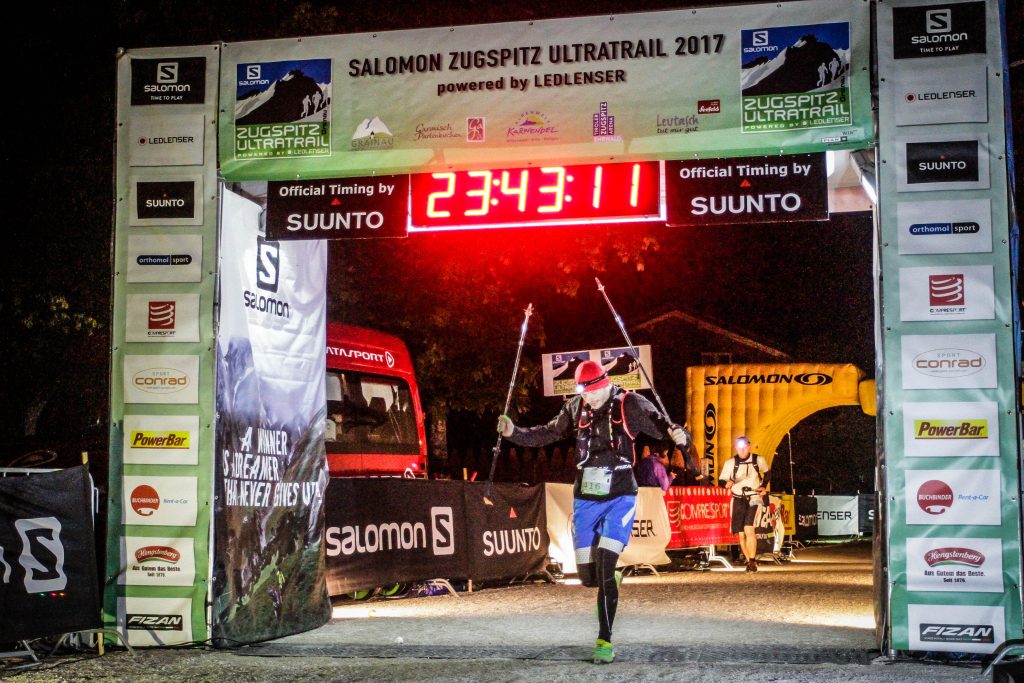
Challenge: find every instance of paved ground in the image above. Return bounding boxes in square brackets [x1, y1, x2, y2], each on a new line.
[2, 541, 1005, 681]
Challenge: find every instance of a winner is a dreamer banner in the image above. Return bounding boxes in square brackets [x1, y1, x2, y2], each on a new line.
[218, 0, 871, 180]
[212, 188, 330, 646]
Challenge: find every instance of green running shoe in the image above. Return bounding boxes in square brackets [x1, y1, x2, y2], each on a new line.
[592, 638, 615, 664]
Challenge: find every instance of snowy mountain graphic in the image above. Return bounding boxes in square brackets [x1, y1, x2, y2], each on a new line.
[741, 34, 849, 96]
[352, 117, 393, 141]
[235, 69, 329, 125]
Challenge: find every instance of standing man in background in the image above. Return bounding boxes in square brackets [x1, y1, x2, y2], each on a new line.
[718, 435, 771, 572]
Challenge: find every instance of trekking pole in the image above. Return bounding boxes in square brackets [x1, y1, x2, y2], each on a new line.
[484, 303, 534, 505]
[594, 278, 672, 420]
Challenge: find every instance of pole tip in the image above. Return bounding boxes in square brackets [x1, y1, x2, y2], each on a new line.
[595, 278, 604, 290]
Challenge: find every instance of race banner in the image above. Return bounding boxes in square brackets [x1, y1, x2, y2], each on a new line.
[464, 482, 548, 581]
[218, 0, 871, 180]
[664, 486, 732, 548]
[212, 187, 331, 645]
[324, 478, 469, 594]
[0, 467, 100, 642]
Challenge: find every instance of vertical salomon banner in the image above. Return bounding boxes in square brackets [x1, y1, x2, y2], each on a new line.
[876, 0, 1021, 654]
[218, 0, 871, 180]
[0, 467, 100, 641]
[212, 187, 330, 645]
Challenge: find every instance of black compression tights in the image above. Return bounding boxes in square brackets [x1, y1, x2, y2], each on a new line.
[593, 547, 620, 642]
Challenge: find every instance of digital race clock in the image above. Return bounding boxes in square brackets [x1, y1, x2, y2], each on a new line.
[408, 161, 663, 231]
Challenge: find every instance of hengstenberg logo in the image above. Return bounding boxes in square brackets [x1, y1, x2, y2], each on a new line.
[913, 347, 985, 378]
[324, 506, 456, 557]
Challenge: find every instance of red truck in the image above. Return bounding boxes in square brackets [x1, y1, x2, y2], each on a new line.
[324, 322, 427, 478]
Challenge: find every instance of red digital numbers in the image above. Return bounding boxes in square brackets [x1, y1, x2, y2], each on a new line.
[409, 161, 662, 230]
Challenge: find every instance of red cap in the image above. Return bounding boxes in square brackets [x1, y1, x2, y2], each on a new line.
[574, 360, 610, 393]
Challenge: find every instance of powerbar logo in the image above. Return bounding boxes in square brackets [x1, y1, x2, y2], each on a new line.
[704, 373, 832, 386]
[924, 547, 984, 568]
[126, 614, 183, 631]
[914, 419, 987, 439]
[130, 431, 191, 449]
[326, 346, 396, 368]
[920, 623, 994, 644]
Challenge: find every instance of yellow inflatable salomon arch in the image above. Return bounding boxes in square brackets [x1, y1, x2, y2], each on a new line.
[686, 363, 876, 483]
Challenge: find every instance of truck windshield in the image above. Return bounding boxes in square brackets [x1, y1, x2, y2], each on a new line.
[325, 370, 418, 454]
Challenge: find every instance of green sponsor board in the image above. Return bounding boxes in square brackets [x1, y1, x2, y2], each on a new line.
[218, 0, 872, 180]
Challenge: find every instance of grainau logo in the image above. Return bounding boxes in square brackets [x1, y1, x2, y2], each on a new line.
[906, 140, 979, 185]
[136, 181, 196, 220]
[917, 479, 954, 515]
[351, 116, 394, 150]
[130, 57, 206, 105]
[892, 2, 987, 59]
[923, 547, 984, 568]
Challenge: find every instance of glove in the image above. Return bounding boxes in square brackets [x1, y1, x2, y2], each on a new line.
[497, 414, 515, 438]
[667, 424, 690, 447]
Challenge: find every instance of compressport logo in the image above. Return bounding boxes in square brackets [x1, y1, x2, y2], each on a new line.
[126, 614, 183, 631]
[928, 274, 964, 307]
[324, 506, 455, 557]
[326, 346, 396, 368]
[704, 372, 832, 386]
[920, 623, 994, 644]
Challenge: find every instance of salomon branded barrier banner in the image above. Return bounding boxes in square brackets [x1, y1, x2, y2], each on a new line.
[794, 494, 818, 542]
[218, 0, 871, 180]
[0, 467, 101, 642]
[877, 0, 1021, 654]
[106, 45, 221, 647]
[211, 187, 331, 646]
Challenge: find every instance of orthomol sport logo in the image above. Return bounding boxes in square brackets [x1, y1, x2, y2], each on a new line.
[130, 485, 161, 516]
[325, 506, 455, 557]
[914, 419, 987, 440]
[130, 430, 191, 449]
[135, 546, 181, 564]
[923, 546, 984, 568]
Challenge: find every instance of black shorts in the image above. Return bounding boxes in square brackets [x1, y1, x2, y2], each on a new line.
[730, 496, 759, 533]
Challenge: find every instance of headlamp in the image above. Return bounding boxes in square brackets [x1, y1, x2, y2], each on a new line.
[574, 372, 608, 394]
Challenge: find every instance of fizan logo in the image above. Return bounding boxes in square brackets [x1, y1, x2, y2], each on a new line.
[913, 348, 985, 378]
[920, 623, 994, 644]
[923, 547, 984, 568]
[917, 480, 954, 515]
[126, 614, 183, 631]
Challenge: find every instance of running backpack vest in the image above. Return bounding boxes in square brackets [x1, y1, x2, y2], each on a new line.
[575, 391, 635, 467]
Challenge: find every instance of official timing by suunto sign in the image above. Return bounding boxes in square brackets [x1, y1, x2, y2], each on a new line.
[664, 153, 826, 226]
[265, 176, 409, 240]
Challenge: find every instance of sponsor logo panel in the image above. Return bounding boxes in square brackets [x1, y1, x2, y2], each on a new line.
[893, 62, 987, 125]
[123, 414, 200, 465]
[324, 505, 457, 557]
[122, 475, 199, 527]
[118, 596, 193, 646]
[505, 110, 559, 144]
[908, 604, 1003, 654]
[129, 176, 202, 226]
[130, 57, 206, 105]
[896, 134, 990, 192]
[896, 199, 992, 255]
[126, 234, 203, 283]
[898, 265, 994, 321]
[264, 176, 408, 241]
[892, 2, 988, 59]
[119, 535, 196, 586]
[902, 401, 999, 457]
[900, 333, 996, 390]
[123, 354, 200, 404]
[127, 113, 205, 167]
[125, 293, 200, 342]
[904, 469, 1000, 526]
[906, 537, 1002, 592]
